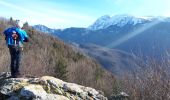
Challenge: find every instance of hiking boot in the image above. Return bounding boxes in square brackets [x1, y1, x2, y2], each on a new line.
[9, 75, 17, 78]
[16, 72, 22, 78]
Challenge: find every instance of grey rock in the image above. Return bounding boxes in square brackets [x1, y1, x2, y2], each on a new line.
[109, 92, 129, 100]
[46, 94, 69, 100]
[20, 85, 47, 100]
[0, 72, 107, 100]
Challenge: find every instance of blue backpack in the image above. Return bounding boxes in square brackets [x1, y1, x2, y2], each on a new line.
[4, 27, 21, 46]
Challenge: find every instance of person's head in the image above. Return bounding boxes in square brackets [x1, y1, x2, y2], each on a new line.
[15, 20, 23, 28]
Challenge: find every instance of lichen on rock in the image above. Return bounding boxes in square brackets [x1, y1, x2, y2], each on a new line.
[0, 72, 107, 100]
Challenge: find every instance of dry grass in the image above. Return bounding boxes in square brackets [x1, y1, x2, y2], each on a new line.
[120, 57, 170, 100]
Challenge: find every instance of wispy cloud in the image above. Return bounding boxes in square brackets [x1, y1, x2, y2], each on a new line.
[0, 0, 95, 28]
[1, 0, 170, 29]
[44, 8, 94, 21]
[0, 1, 44, 17]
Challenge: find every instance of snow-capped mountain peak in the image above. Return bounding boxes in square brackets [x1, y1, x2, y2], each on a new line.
[88, 15, 151, 30]
[88, 14, 170, 30]
[33, 24, 58, 34]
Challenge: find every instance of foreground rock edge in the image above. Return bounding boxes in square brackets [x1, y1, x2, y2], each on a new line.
[0, 72, 107, 100]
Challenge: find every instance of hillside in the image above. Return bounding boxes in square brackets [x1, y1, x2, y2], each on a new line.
[78, 43, 143, 77]
[0, 17, 116, 97]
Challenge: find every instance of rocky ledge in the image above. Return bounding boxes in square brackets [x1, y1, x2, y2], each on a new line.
[0, 72, 107, 100]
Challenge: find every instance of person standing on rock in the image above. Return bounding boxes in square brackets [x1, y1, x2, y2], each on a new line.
[3, 20, 29, 78]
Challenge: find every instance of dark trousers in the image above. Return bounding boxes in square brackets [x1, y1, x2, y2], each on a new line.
[8, 45, 22, 77]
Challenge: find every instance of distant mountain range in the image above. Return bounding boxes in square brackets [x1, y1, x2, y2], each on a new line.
[34, 15, 170, 59]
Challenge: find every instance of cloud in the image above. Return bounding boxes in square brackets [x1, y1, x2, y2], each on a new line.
[0, 0, 95, 28]
[0, 1, 43, 17]
[106, 0, 135, 5]
[44, 8, 94, 21]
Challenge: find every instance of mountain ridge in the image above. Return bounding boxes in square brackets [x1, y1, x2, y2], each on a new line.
[88, 15, 147, 30]
[33, 15, 170, 59]
[32, 14, 170, 79]
[33, 15, 170, 33]
[88, 14, 170, 30]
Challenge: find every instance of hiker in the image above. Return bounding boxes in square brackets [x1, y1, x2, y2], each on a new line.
[3, 20, 29, 78]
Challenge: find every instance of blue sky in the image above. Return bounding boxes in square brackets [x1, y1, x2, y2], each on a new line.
[0, 0, 170, 29]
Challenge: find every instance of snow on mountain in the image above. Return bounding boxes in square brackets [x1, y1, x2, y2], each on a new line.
[88, 15, 170, 30]
[33, 24, 56, 33]
[34, 15, 170, 32]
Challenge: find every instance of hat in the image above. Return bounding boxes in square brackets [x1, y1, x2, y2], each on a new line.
[16, 20, 23, 28]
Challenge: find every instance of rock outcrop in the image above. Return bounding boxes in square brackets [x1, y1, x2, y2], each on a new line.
[0, 72, 107, 100]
